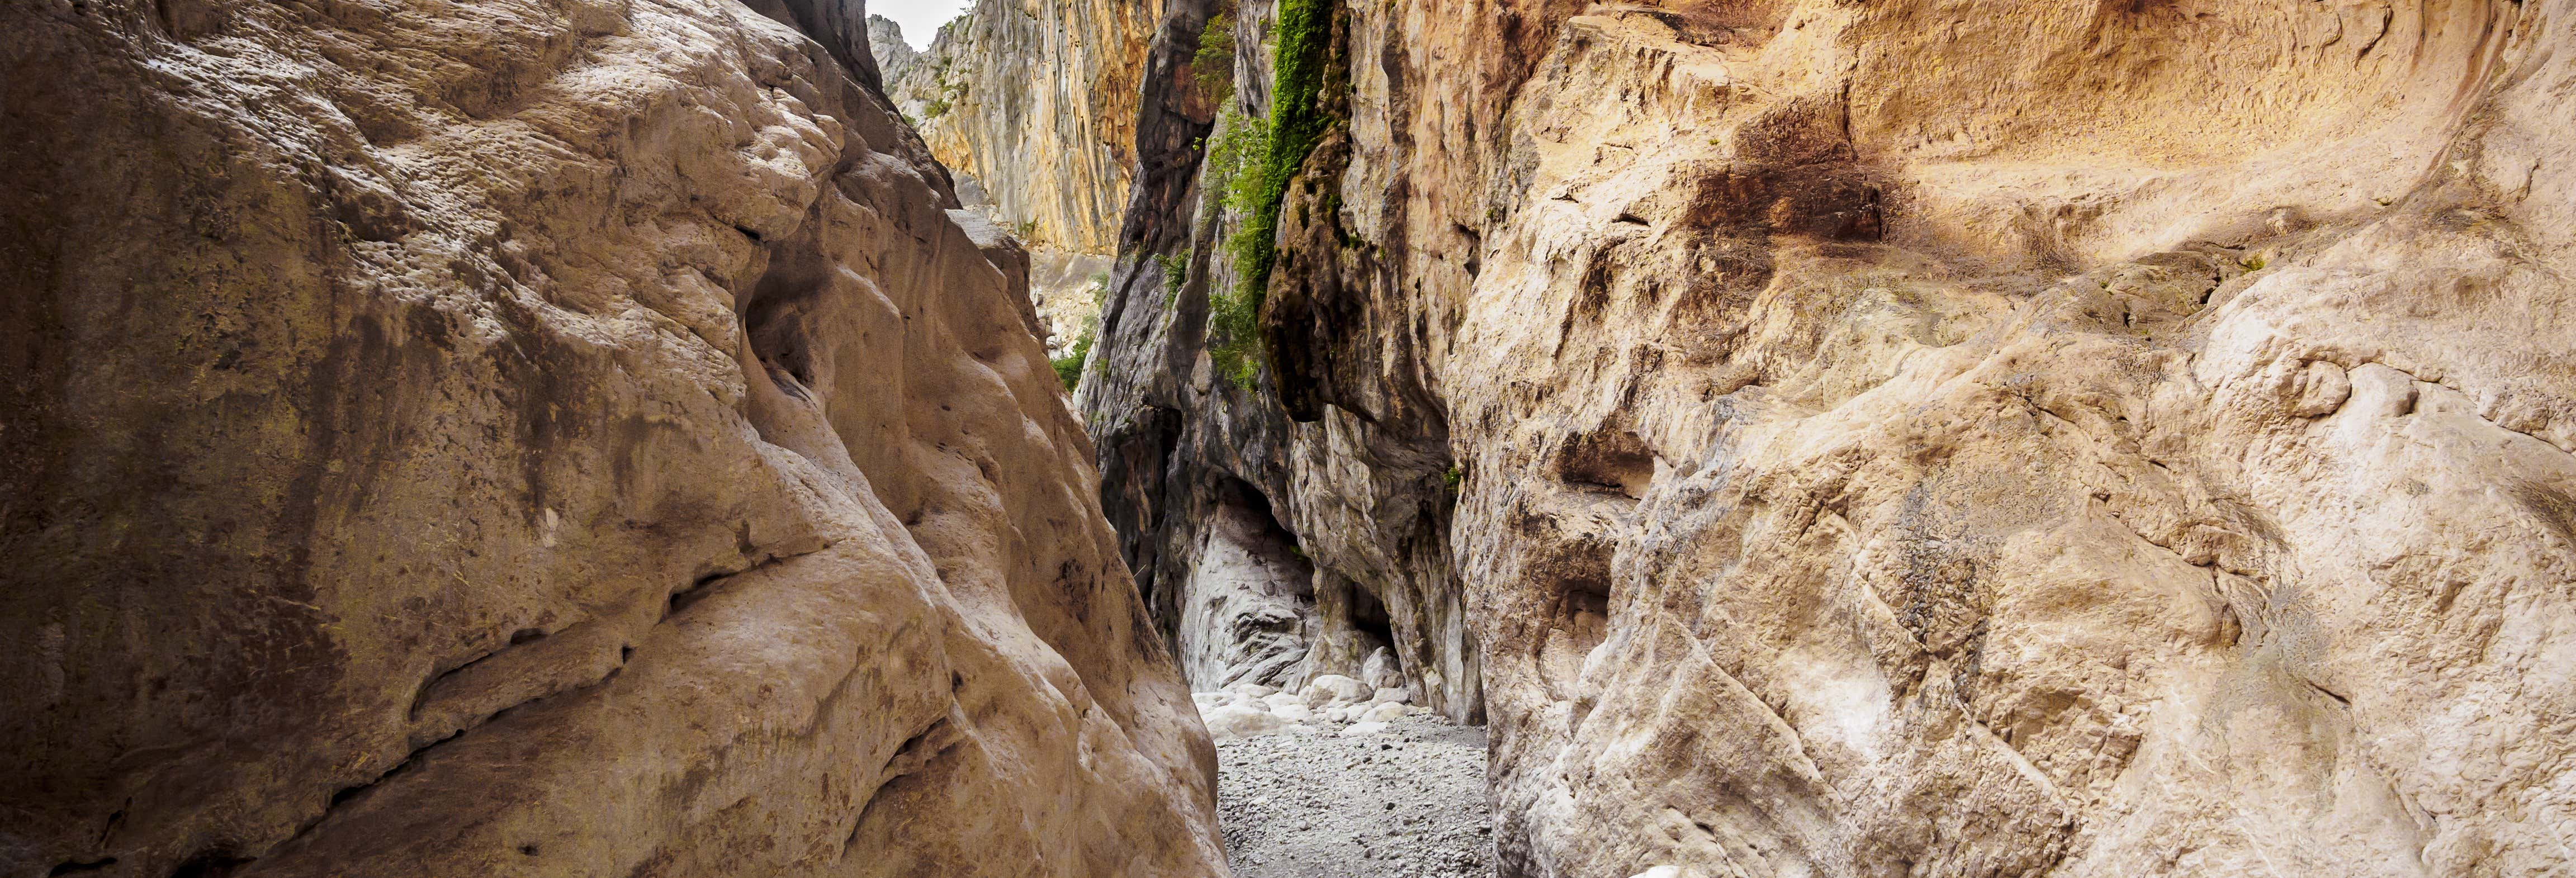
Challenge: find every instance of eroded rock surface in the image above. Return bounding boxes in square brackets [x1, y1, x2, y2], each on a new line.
[0, 2, 1221, 877]
[877, 0, 1159, 255]
[874, 2, 1148, 360]
[1095, 0, 2576, 875]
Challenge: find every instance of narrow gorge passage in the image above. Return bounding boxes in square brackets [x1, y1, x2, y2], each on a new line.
[10, 0, 2576, 876]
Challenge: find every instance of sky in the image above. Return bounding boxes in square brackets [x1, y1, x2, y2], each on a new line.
[873, 0, 973, 49]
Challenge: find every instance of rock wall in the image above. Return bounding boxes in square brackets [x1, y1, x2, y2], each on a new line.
[1093, 0, 2576, 875]
[1086, 0, 1481, 718]
[874, 2, 1151, 360]
[0, 2, 1224, 877]
[878, 0, 1159, 257]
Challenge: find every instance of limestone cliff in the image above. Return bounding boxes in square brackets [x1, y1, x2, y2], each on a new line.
[0, 3, 1223, 877]
[1086, 0, 1481, 719]
[1093, 0, 2576, 875]
[874, 0, 1161, 363]
[879, 0, 1159, 256]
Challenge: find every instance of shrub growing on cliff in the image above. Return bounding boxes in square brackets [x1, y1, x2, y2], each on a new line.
[1051, 318, 1097, 391]
[1235, 0, 1334, 296]
[1207, 277, 1263, 387]
[1204, 107, 1270, 219]
[1193, 13, 1237, 101]
[1195, 0, 1336, 388]
[1156, 251, 1190, 306]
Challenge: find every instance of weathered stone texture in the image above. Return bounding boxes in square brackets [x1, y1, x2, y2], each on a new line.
[1096, 0, 2576, 875]
[881, 0, 1161, 256]
[0, 2, 1221, 876]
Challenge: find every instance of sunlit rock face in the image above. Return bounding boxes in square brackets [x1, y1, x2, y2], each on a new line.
[1094, 0, 2576, 875]
[878, 0, 1159, 255]
[874, 2, 1152, 359]
[0, 3, 1223, 877]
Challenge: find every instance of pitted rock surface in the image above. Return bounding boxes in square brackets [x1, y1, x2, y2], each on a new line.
[1089, 1, 2576, 876]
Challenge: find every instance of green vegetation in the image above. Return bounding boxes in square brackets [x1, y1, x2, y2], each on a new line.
[1206, 265, 1263, 387]
[1192, 13, 1237, 102]
[1050, 316, 1097, 390]
[1236, 0, 1335, 296]
[1204, 108, 1268, 217]
[1154, 251, 1190, 305]
[921, 56, 968, 121]
[1010, 218, 1040, 241]
[2243, 253, 2269, 272]
[1198, 107, 1272, 386]
[1442, 464, 1462, 490]
[1192, 0, 1337, 388]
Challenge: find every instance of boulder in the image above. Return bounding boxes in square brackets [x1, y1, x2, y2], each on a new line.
[1201, 704, 1287, 741]
[1300, 675, 1374, 708]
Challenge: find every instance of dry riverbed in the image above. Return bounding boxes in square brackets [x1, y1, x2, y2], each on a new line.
[1200, 678, 1493, 877]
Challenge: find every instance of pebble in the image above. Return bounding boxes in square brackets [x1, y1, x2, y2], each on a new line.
[1213, 709, 1491, 877]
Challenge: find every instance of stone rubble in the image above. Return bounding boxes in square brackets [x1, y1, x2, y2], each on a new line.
[1215, 711, 1493, 878]
[1196, 675, 1428, 742]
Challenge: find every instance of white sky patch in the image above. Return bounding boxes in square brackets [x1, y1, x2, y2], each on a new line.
[872, 0, 972, 49]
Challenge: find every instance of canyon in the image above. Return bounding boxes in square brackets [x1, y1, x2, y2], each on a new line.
[869, 0, 1162, 361]
[4, 1, 2575, 878]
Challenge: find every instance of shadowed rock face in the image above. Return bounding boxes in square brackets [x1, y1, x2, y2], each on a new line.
[0, 2, 1221, 877]
[1096, 0, 2576, 875]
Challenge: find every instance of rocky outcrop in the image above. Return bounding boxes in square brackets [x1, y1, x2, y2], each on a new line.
[0, 3, 1222, 877]
[880, 0, 1161, 255]
[875, 0, 1159, 361]
[1095, 0, 2576, 875]
[1084, 0, 1480, 720]
[865, 14, 919, 85]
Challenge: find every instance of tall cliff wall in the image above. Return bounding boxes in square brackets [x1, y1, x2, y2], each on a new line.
[878, 0, 1160, 257]
[873, 2, 1158, 362]
[0, 3, 1223, 877]
[1093, 0, 2576, 875]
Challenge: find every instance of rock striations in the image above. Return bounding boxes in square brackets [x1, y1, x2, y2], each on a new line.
[875, 0, 1160, 256]
[0, 3, 1221, 877]
[874, 1, 1162, 361]
[1090, 0, 2576, 876]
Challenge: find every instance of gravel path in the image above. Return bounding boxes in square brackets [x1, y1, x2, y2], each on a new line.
[1215, 713, 1494, 877]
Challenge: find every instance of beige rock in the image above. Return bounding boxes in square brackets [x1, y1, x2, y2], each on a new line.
[1358, 703, 1410, 724]
[1202, 703, 1287, 740]
[0, 3, 1223, 877]
[1299, 674, 1373, 709]
[879, 0, 1159, 255]
[1091, 0, 2576, 876]
[1176, 491, 1315, 688]
[1358, 645, 1406, 690]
